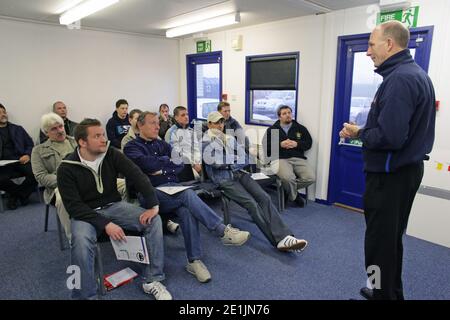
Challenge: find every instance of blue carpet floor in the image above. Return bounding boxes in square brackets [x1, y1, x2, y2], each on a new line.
[0, 193, 449, 300]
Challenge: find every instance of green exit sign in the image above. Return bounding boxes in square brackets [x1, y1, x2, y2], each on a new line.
[196, 40, 211, 53]
[377, 6, 419, 28]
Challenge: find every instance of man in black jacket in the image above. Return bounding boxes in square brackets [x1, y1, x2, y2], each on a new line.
[57, 119, 171, 300]
[263, 105, 315, 207]
[0, 103, 37, 209]
[340, 21, 436, 300]
[106, 99, 131, 149]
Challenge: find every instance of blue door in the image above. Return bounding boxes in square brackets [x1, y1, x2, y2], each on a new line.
[328, 26, 434, 210]
[186, 51, 222, 120]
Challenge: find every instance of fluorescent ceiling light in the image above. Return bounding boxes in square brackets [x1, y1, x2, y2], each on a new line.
[55, 0, 84, 14]
[166, 12, 240, 38]
[59, 0, 119, 25]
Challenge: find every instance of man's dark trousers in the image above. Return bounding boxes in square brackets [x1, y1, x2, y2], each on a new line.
[0, 162, 37, 201]
[364, 162, 424, 300]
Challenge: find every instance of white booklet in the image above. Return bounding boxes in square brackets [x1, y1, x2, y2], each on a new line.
[156, 185, 194, 195]
[0, 160, 19, 166]
[110, 236, 149, 264]
[251, 172, 270, 180]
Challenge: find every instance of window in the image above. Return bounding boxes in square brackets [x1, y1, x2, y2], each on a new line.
[246, 52, 299, 126]
[187, 52, 222, 120]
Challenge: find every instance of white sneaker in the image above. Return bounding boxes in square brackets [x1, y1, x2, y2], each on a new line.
[221, 224, 250, 246]
[166, 220, 180, 234]
[277, 235, 308, 252]
[142, 281, 173, 300]
[186, 260, 212, 283]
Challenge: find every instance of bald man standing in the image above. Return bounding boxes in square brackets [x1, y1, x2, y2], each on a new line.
[340, 21, 436, 300]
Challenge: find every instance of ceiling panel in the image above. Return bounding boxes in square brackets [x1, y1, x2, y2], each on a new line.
[0, 0, 379, 37]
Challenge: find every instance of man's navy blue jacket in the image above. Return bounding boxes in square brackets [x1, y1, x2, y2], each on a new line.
[0, 122, 34, 158]
[360, 49, 436, 172]
[124, 136, 184, 187]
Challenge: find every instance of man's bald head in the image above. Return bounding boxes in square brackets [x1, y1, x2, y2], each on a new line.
[367, 21, 410, 67]
[378, 20, 410, 49]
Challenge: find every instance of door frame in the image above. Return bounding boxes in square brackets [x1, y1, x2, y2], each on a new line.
[327, 26, 434, 207]
[186, 51, 222, 120]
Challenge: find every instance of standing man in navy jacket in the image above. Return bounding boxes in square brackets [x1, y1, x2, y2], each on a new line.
[340, 21, 436, 300]
[0, 103, 37, 209]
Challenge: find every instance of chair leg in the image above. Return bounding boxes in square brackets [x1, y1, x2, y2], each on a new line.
[305, 186, 309, 206]
[37, 186, 44, 204]
[280, 188, 286, 211]
[55, 211, 66, 251]
[0, 191, 5, 213]
[95, 244, 106, 296]
[221, 195, 230, 225]
[44, 204, 50, 232]
[277, 184, 282, 212]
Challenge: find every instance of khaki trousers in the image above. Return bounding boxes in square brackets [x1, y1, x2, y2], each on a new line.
[271, 158, 315, 201]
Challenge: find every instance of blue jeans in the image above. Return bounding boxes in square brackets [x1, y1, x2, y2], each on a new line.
[70, 201, 165, 300]
[140, 183, 224, 261]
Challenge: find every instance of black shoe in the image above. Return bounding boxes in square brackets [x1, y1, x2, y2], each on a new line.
[360, 287, 374, 300]
[295, 194, 305, 208]
[6, 196, 18, 210]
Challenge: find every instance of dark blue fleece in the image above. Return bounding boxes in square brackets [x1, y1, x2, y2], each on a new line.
[360, 49, 436, 173]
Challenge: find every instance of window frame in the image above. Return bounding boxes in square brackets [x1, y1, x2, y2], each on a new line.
[245, 52, 300, 126]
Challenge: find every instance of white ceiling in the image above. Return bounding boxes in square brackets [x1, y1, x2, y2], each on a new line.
[0, 0, 379, 37]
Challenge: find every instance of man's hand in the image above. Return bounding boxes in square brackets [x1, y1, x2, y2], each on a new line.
[339, 123, 360, 139]
[105, 222, 126, 241]
[280, 140, 291, 149]
[161, 114, 167, 122]
[193, 164, 202, 173]
[281, 139, 297, 149]
[287, 140, 298, 148]
[19, 155, 30, 164]
[139, 206, 159, 225]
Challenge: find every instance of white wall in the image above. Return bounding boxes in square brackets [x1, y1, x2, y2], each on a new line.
[179, 0, 450, 202]
[179, 14, 326, 199]
[0, 19, 180, 142]
[316, 0, 450, 201]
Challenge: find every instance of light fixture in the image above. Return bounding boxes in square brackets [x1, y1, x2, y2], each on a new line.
[379, 0, 411, 11]
[59, 0, 119, 25]
[166, 12, 240, 38]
